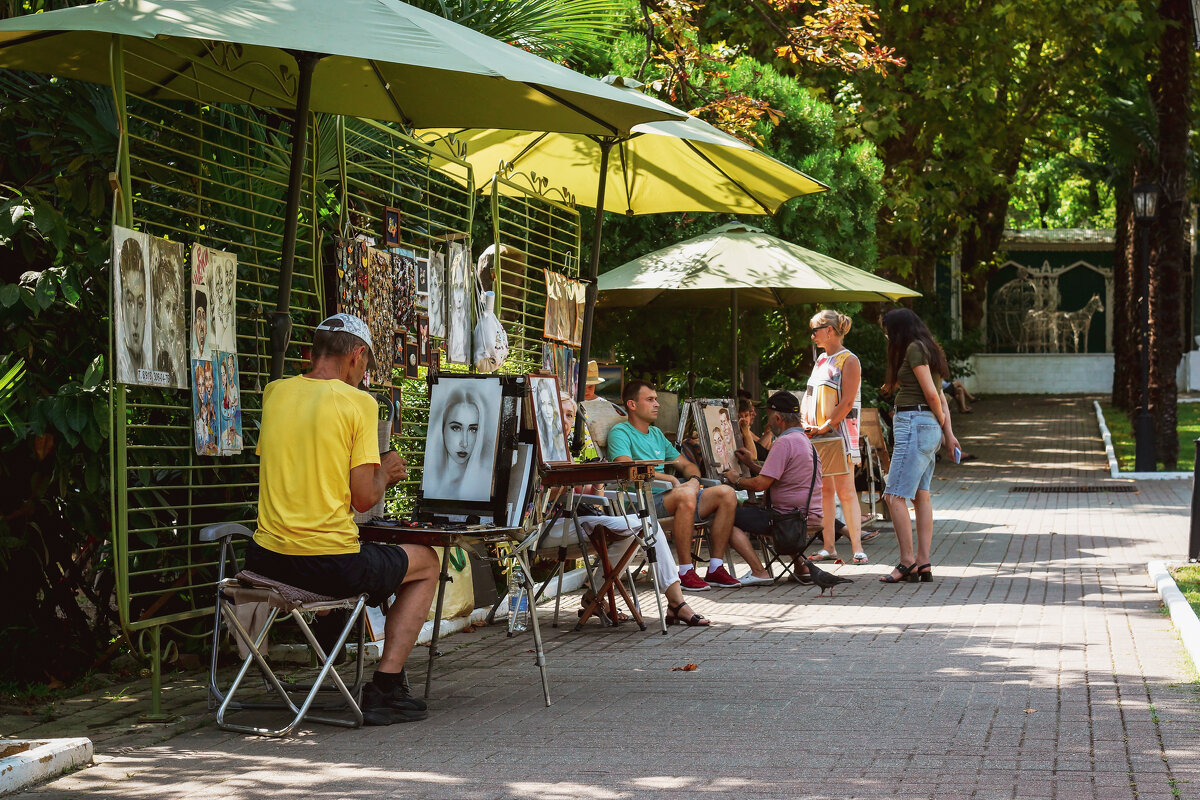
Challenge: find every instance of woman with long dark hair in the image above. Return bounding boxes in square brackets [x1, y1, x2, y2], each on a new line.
[879, 309, 960, 584]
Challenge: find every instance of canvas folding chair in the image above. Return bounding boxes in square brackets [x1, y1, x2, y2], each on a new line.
[201, 522, 368, 737]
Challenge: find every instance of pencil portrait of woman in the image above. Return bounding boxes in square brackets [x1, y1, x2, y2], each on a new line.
[421, 377, 502, 502]
[530, 375, 569, 464]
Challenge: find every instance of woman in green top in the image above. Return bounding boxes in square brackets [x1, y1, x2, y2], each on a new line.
[879, 309, 961, 584]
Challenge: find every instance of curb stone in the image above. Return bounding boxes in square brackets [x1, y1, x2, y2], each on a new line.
[1093, 401, 1192, 480]
[1148, 559, 1200, 674]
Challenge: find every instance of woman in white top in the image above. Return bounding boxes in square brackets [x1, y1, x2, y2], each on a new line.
[802, 309, 867, 565]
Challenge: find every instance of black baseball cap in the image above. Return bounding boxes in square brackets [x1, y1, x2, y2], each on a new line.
[763, 391, 801, 414]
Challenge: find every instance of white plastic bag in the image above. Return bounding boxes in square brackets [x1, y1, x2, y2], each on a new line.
[473, 290, 509, 373]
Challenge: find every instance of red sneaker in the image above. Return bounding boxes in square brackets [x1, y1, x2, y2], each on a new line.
[704, 565, 741, 588]
[678, 570, 710, 592]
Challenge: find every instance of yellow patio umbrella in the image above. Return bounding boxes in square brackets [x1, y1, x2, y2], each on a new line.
[434, 78, 827, 216]
[428, 77, 827, 422]
[598, 222, 920, 392]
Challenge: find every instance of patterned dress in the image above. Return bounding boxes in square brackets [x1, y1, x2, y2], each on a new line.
[802, 348, 862, 464]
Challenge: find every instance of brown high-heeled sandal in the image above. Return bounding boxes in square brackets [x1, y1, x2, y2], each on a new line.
[666, 601, 710, 627]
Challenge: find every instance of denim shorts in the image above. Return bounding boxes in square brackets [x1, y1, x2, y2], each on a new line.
[884, 410, 942, 500]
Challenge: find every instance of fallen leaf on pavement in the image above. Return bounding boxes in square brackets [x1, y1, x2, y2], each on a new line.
[670, 664, 698, 672]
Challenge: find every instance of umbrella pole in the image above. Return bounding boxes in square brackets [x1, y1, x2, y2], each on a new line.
[573, 138, 615, 452]
[731, 289, 739, 398]
[270, 51, 322, 382]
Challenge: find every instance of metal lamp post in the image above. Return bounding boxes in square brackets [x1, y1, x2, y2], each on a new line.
[1132, 182, 1160, 472]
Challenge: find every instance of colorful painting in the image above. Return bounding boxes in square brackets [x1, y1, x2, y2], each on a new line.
[700, 403, 739, 475]
[213, 350, 243, 455]
[393, 247, 416, 334]
[335, 238, 368, 321]
[366, 246, 396, 387]
[191, 357, 218, 456]
[383, 206, 401, 248]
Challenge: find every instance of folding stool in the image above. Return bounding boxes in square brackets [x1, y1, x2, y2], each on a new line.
[746, 524, 822, 582]
[201, 522, 368, 737]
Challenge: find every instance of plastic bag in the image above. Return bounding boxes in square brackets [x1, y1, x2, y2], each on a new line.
[473, 290, 509, 372]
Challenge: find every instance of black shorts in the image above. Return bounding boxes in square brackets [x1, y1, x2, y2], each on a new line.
[244, 541, 409, 607]
[734, 504, 776, 535]
[734, 505, 847, 537]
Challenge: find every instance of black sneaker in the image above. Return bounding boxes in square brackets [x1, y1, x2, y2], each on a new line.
[395, 668, 428, 712]
[361, 683, 428, 725]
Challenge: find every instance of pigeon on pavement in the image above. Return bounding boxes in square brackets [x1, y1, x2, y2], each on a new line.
[803, 558, 854, 597]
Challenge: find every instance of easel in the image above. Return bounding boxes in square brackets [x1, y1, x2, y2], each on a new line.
[524, 460, 666, 634]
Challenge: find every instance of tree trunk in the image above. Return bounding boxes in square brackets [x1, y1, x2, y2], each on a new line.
[1112, 191, 1136, 412]
[1148, 0, 1191, 469]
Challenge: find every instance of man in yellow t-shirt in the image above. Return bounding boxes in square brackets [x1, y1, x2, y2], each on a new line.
[245, 313, 439, 726]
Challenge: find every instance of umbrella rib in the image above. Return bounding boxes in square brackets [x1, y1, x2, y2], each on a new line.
[615, 131, 643, 213]
[526, 83, 617, 136]
[0, 29, 64, 51]
[369, 60, 413, 128]
[683, 140, 773, 215]
[507, 131, 551, 170]
[617, 140, 634, 213]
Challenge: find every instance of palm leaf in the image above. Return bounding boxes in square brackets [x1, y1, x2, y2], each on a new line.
[411, 0, 627, 61]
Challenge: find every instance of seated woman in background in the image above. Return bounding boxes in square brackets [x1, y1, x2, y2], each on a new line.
[942, 378, 979, 414]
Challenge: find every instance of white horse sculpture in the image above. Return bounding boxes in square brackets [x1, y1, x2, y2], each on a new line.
[1056, 294, 1104, 353]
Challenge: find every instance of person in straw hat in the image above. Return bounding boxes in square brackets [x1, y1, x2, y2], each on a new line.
[583, 359, 604, 401]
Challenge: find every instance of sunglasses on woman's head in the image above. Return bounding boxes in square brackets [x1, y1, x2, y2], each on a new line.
[810, 324, 833, 334]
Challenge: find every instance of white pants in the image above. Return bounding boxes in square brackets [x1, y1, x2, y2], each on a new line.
[539, 513, 679, 592]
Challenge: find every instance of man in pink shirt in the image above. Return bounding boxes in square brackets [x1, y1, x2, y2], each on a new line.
[723, 392, 849, 580]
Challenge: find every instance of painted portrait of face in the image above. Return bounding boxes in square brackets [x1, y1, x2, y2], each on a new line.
[193, 288, 208, 357]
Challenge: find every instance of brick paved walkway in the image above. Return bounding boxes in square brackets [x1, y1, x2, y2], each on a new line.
[17, 397, 1200, 799]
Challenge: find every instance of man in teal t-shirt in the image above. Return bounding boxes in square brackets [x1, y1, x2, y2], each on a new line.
[608, 380, 772, 591]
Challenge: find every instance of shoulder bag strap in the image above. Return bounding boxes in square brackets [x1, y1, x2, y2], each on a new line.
[803, 444, 818, 515]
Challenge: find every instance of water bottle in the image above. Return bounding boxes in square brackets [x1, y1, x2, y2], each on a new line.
[507, 560, 529, 633]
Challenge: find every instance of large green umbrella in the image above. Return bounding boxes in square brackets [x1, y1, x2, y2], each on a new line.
[0, 1, 685, 378]
[598, 222, 920, 392]
[428, 77, 826, 435]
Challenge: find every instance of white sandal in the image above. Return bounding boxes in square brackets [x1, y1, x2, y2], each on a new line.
[809, 549, 838, 562]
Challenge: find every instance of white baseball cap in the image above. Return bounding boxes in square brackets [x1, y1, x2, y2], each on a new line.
[315, 313, 376, 369]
